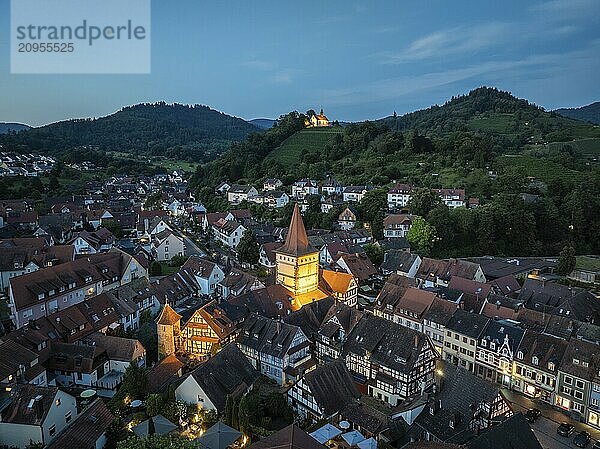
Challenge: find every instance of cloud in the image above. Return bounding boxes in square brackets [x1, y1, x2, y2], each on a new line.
[323, 45, 598, 107]
[531, 0, 597, 14]
[379, 22, 510, 64]
[270, 69, 301, 85]
[241, 59, 277, 71]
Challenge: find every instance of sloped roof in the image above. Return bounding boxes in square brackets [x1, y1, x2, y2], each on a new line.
[303, 360, 360, 416]
[276, 203, 317, 256]
[467, 413, 541, 449]
[186, 343, 259, 412]
[47, 399, 114, 449]
[156, 303, 182, 325]
[250, 424, 325, 449]
[197, 421, 242, 449]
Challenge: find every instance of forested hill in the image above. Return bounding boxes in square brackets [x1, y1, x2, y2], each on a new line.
[0, 122, 31, 134]
[0, 103, 258, 162]
[555, 102, 600, 125]
[379, 87, 597, 144]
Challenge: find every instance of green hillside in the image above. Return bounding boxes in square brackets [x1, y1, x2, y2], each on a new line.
[0, 102, 258, 163]
[264, 127, 343, 168]
[555, 101, 600, 125]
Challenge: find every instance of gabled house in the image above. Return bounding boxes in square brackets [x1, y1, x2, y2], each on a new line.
[343, 185, 371, 203]
[150, 230, 184, 262]
[383, 214, 414, 239]
[315, 303, 363, 365]
[0, 385, 78, 448]
[475, 319, 524, 387]
[387, 183, 414, 209]
[263, 178, 283, 191]
[442, 310, 490, 373]
[413, 361, 512, 444]
[237, 314, 312, 385]
[212, 219, 246, 248]
[287, 360, 360, 421]
[338, 206, 359, 230]
[181, 256, 225, 296]
[227, 185, 259, 204]
[336, 252, 377, 284]
[381, 251, 421, 277]
[175, 343, 259, 412]
[343, 314, 436, 406]
[555, 339, 600, 423]
[512, 330, 567, 403]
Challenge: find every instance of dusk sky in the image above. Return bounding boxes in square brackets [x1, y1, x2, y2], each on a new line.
[1, 0, 599, 126]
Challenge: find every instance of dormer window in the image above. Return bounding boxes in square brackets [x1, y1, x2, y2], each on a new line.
[548, 362, 555, 371]
[490, 342, 495, 350]
[481, 340, 486, 347]
[582, 361, 589, 368]
[573, 358, 579, 365]
[532, 356, 539, 366]
[37, 293, 45, 300]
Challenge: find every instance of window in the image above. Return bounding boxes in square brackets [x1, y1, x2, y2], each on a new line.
[576, 380, 585, 389]
[49, 424, 56, 436]
[548, 362, 555, 371]
[575, 391, 584, 400]
[65, 411, 72, 423]
[517, 351, 523, 360]
[532, 356, 539, 366]
[565, 376, 573, 385]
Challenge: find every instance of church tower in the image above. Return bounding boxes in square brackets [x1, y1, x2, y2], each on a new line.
[156, 303, 182, 359]
[275, 203, 320, 296]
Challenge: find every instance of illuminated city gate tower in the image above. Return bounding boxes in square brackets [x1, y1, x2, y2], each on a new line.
[275, 203, 320, 296]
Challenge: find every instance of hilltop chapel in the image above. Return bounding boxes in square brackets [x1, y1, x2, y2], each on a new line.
[306, 108, 330, 127]
[156, 203, 357, 359]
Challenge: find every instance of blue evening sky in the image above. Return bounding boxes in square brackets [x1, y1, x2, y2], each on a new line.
[0, 0, 599, 126]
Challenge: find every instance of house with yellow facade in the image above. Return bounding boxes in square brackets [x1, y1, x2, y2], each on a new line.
[305, 108, 330, 127]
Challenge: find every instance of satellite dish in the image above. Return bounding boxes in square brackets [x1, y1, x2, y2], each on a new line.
[80, 389, 96, 399]
[339, 421, 350, 430]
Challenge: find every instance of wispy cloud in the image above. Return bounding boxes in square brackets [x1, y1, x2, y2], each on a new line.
[323, 45, 598, 107]
[241, 59, 277, 71]
[378, 22, 509, 64]
[531, 0, 597, 14]
[270, 69, 302, 85]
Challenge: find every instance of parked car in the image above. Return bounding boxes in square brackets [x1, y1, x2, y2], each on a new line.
[525, 408, 541, 423]
[557, 422, 575, 437]
[574, 431, 591, 448]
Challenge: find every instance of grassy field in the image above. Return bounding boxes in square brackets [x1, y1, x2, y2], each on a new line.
[468, 113, 517, 133]
[527, 138, 600, 156]
[495, 154, 585, 183]
[265, 127, 343, 168]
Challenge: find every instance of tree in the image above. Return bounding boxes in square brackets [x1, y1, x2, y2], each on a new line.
[364, 243, 384, 267]
[407, 187, 442, 217]
[407, 217, 437, 255]
[149, 261, 162, 276]
[117, 360, 148, 402]
[358, 189, 387, 239]
[104, 418, 125, 449]
[144, 191, 163, 210]
[557, 244, 576, 276]
[224, 395, 234, 426]
[47, 174, 60, 192]
[237, 230, 259, 265]
[145, 394, 163, 417]
[117, 434, 198, 449]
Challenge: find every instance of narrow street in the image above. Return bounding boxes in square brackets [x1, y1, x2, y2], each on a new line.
[502, 388, 600, 449]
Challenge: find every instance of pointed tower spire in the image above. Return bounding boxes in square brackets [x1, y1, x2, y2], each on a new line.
[320, 107, 324, 116]
[278, 203, 316, 256]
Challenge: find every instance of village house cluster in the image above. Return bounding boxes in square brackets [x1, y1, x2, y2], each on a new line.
[0, 151, 56, 177]
[0, 165, 598, 449]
